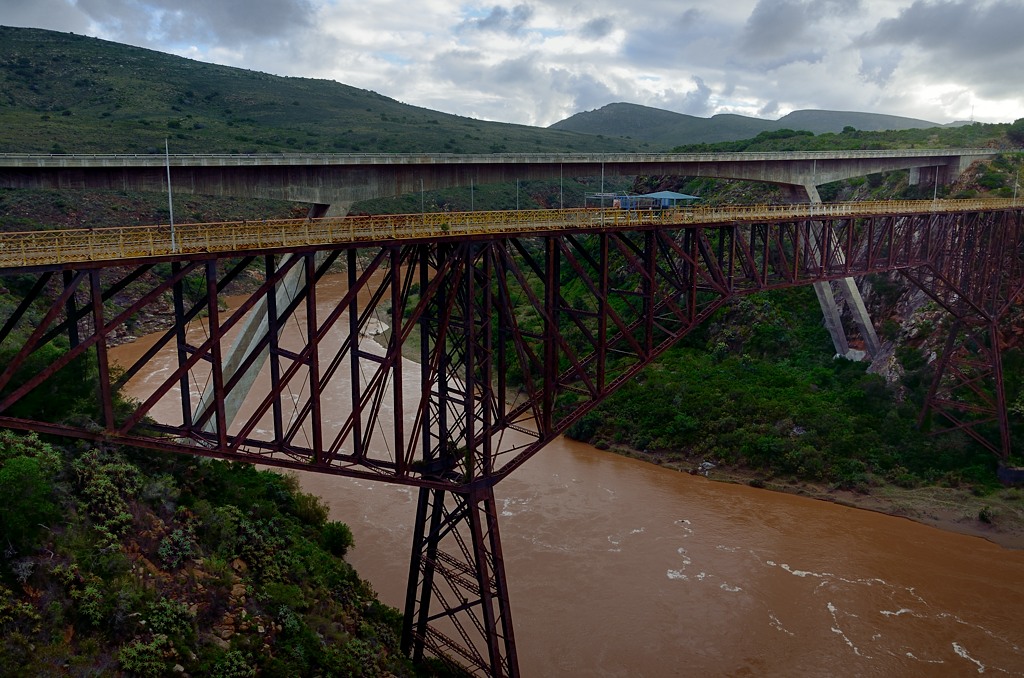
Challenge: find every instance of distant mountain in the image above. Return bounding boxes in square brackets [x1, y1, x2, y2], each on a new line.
[777, 109, 940, 133]
[549, 103, 943, 149]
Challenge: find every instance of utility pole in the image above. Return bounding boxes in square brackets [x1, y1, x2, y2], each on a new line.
[165, 138, 177, 252]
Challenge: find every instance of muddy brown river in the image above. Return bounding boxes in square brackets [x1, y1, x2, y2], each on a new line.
[112, 276, 1024, 677]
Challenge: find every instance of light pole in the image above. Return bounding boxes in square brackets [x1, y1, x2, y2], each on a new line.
[165, 138, 177, 252]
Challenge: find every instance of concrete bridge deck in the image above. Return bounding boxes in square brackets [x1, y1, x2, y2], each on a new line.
[0, 149, 998, 206]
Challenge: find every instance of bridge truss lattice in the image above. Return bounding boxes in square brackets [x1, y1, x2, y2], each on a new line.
[0, 203, 1021, 676]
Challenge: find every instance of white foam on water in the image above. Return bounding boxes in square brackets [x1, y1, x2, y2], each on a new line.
[673, 519, 693, 537]
[904, 652, 944, 665]
[769, 613, 795, 637]
[720, 583, 742, 593]
[781, 563, 816, 578]
[952, 643, 986, 673]
[666, 569, 688, 581]
[881, 608, 915, 617]
[828, 602, 872, 659]
[500, 495, 533, 517]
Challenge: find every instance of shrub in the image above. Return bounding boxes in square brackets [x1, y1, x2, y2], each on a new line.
[0, 456, 59, 553]
[118, 635, 171, 678]
[291, 491, 330, 527]
[158, 527, 196, 569]
[321, 522, 354, 558]
[1007, 118, 1024, 145]
[147, 599, 195, 644]
[211, 650, 257, 678]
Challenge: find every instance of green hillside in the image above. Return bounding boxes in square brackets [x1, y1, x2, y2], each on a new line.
[0, 26, 639, 155]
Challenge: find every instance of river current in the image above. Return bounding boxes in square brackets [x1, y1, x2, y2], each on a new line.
[111, 275, 1024, 677]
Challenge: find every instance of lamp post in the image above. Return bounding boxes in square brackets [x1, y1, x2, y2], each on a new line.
[165, 138, 177, 252]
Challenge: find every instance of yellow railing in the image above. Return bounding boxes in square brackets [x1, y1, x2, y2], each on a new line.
[0, 199, 1019, 268]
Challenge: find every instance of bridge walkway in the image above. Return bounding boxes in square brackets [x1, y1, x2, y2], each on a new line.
[1, 198, 1020, 269]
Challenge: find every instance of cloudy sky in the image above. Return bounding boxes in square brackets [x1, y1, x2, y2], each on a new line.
[3, 0, 1022, 127]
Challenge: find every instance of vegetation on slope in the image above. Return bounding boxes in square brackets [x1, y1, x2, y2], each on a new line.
[669, 123, 1015, 153]
[0, 429, 451, 677]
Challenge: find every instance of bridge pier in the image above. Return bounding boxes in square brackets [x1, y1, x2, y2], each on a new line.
[785, 183, 881, 359]
[193, 203, 350, 432]
[403, 484, 518, 677]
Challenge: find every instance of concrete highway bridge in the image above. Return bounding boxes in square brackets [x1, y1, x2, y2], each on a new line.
[0, 148, 995, 206]
[0, 150, 1017, 677]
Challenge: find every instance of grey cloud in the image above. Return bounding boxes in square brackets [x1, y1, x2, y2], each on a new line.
[857, 47, 901, 86]
[658, 76, 715, 116]
[460, 4, 534, 34]
[579, 16, 614, 40]
[548, 69, 618, 115]
[861, 0, 1024, 98]
[620, 8, 712, 68]
[739, 0, 859, 68]
[0, 0, 93, 34]
[428, 48, 617, 125]
[73, 0, 315, 47]
[863, 0, 1024, 59]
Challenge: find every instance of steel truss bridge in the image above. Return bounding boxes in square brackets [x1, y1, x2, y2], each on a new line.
[0, 198, 1022, 676]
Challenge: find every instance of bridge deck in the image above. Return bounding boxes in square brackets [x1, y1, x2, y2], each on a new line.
[0, 148, 995, 168]
[0, 198, 1019, 269]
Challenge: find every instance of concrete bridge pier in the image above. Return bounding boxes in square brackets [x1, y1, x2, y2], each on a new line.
[195, 202, 350, 432]
[909, 166, 942, 192]
[784, 184, 881, 359]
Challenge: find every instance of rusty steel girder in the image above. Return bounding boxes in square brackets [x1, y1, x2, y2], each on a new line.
[0, 204, 1021, 676]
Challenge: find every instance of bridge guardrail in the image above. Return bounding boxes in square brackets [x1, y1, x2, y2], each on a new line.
[0, 199, 1019, 268]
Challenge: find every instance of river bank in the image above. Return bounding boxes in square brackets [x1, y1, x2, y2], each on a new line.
[615, 446, 1024, 550]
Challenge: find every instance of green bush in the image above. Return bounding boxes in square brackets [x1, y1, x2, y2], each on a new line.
[118, 635, 172, 678]
[147, 599, 196, 644]
[212, 651, 257, 678]
[158, 527, 196, 569]
[0, 456, 59, 554]
[291, 491, 330, 527]
[321, 521, 354, 557]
